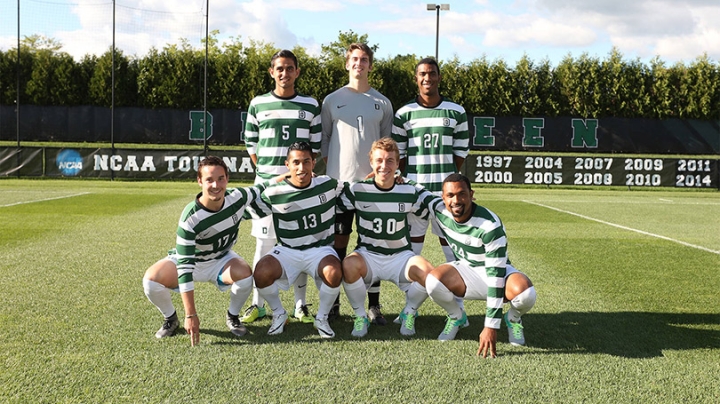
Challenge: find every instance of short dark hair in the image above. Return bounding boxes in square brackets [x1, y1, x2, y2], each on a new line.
[287, 141, 313, 157]
[270, 49, 298, 68]
[197, 155, 229, 179]
[346, 43, 374, 66]
[416, 57, 440, 74]
[443, 173, 471, 192]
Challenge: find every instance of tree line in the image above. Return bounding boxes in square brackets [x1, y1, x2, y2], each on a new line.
[0, 31, 718, 119]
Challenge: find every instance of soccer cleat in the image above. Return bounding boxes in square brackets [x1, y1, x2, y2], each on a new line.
[393, 312, 418, 324]
[504, 312, 525, 346]
[368, 305, 387, 326]
[240, 304, 266, 323]
[267, 311, 289, 335]
[437, 312, 469, 341]
[399, 311, 417, 336]
[327, 303, 340, 322]
[314, 317, 335, 339]
[351, 316, 370, 338]
[226, 311, 248, 337]
[294, 304, 315, 324]
[155, 312, 179, 339]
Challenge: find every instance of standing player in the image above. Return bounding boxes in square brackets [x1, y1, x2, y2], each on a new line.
[422, 174, 537, 358]
[392, 57, 469, 261]
[321, 42, 394, 324]
[250, 142, 344, 338]
[338, 138, 434, 338]
[242, 49, 321, 325]
[142, 156, 284, 346]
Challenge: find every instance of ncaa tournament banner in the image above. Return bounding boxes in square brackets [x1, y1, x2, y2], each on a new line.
[44, 148, 256, 180]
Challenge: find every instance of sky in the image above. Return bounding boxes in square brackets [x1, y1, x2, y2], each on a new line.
[1, 0, 719, 66]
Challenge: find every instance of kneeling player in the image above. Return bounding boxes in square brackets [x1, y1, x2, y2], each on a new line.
[339, 138, 434, 338]
[142, 156, 281, 346]
[251, 142, 344, 338]
[422, 173, 537, 357]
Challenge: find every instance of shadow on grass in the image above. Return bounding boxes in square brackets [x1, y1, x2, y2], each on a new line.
[197, 311, 720, 358]
[508, 311, 720, 358]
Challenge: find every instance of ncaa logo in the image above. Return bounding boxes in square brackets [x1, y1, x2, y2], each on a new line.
[443, 118, 450, 127]
[298, 110, 306, 119]
[56, 149, 83, 176]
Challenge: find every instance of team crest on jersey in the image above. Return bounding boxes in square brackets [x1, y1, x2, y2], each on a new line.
[232, 213, 239, 224]
[443, 118, 450, 127]
[398, 203, 405, 212]
[375, 104, 380, 110]
[298, 110, 306, 119]
[319, 194, 327, 203]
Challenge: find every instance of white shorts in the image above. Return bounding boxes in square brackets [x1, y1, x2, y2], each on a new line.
[166, 250, 244, 292]
[408, 213, 443, 238]
[251, 214, 276, 239]
[449, 261, 520, 300]
[354, 248, 416, 292]
[266, 245, 338, 291]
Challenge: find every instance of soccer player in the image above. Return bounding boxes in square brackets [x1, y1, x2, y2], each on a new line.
[142, 156, 285, 346]
[392, 57, 469, 261]
[338, 138, 434, 338]
[242, 49, 322, 325]
[321, 42, 394, 324]
[422, 173, 537, 358]
[250, 142, 344, 338]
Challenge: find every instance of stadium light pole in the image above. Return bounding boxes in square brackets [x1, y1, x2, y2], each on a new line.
[426, 3, 450, 61]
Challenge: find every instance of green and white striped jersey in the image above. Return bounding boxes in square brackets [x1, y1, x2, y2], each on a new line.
[252, 176, 344, 250]
[175, 184, 265, 293]
[338, 179, 426, 255]
[392, 97, 470, 193]
[244, 91, 321, 180]
[423, 194, 508, 329]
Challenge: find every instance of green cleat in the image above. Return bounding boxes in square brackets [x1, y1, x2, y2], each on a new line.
[438, 312, 469, 341]
[351, 315, 370, 338]
[294, 304, 315, 323]
[504, 312, 525, 346]
[240, 304, 266, 323]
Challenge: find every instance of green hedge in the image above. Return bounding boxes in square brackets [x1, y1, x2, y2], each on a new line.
[1, 35, 718, 119]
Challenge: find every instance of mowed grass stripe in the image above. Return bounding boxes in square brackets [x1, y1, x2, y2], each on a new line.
[0, 191, 92, 208]
[524, 200, 720, 255]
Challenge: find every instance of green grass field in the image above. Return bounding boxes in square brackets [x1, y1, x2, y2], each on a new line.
[1, 179, 719, 403]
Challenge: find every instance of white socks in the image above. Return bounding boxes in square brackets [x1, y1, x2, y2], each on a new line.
[506, 286, 537, 322]
[228, 277, 253, 316]
[294, 273, 308, 309]
[425, 274, 463, 319]
[317, 283, 341, 320]
[257, 283, 285, 315]
[342, 278, 368, 317]
[403, 282, 428, 315]
[251, 238, 275, 307]
[143, 278, 175, 318]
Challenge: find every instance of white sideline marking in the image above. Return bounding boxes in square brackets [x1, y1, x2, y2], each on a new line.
[523, 200, 720, 255]
[0, 192, 91, 208]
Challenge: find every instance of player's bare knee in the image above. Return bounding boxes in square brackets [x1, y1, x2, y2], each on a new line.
[341, 255, 364, 282]
[505, 272, 532, 300]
